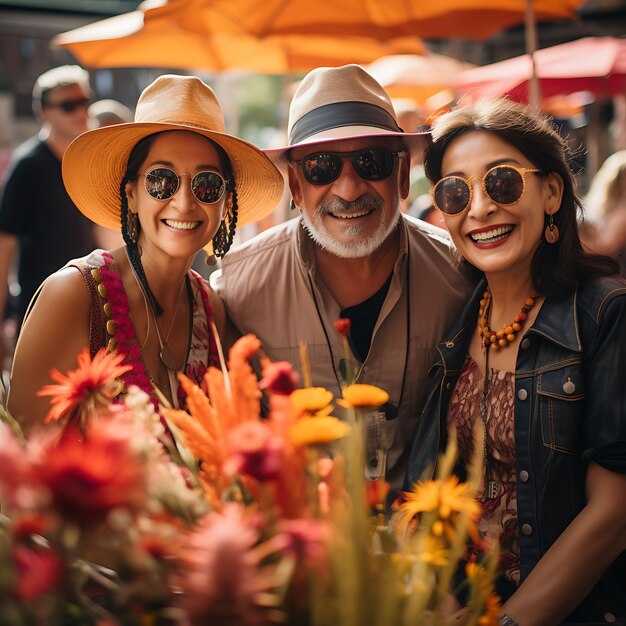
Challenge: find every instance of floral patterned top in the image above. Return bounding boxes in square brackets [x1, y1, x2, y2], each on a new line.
[73, 249, 219, 412]
[447, 353, 520, 586]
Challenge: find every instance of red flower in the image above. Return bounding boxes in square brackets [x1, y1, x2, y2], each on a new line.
[12, 544, 63, 601]
[333, 318, 351, 338]
[32, 424, 146, 525]
[259, 361, 299, 396]
[38, 348, 132, 426]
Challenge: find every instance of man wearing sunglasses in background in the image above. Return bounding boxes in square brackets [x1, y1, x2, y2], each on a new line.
[0, 65, 97, 371]
[212, 64, 473, 493]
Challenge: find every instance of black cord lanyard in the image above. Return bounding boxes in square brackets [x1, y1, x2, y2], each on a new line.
[306, 247, 411, 415]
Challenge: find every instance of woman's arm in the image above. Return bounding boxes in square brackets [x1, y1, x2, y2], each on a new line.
[502, 463, 626, 626]
[7, 267, 91, 432]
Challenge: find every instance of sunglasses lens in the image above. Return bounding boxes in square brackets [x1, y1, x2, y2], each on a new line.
[192, 172, 225, 204]
[434, 177, 471, 215]
[301, 153, 343, 185]
[485, 166, 524, 205]
[58, 98, 90, 113]
[353, 149, 394, 181]
[145, 168, 179, 200]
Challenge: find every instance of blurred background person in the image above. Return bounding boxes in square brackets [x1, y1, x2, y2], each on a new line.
[89, 98, 134, 251]
[585, 150, 626, 277]
[88, 98, 133, 128]
[0, 65, 97, 372]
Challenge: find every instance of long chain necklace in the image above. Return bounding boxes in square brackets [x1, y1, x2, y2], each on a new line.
[478, 288, 536, 351]
[126, 248, 188, 372]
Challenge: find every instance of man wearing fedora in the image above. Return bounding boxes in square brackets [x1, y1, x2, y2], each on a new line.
[212, 65, 472, 492]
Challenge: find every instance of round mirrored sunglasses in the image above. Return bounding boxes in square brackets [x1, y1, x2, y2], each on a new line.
[142, 167, 227, 204]
[432, 165, 543, 216]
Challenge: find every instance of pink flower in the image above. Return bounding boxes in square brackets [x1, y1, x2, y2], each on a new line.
[12, 544, 63, 601]
[225, 422, 284, 481]
[0, 423, 29, 508]
[278, 518, 328, 568]
[259, 361, 299, 396]
[177, 503, 286, 626]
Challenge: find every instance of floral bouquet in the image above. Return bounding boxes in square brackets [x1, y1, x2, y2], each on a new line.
[0, 331, 500, 625]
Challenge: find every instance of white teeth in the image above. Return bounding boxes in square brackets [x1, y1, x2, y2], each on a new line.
[332, 210, 370, 219]
[470, 225, 514, 242]
[165, 219, 199, 230]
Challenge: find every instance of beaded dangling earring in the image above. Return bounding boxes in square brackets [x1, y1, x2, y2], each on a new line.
[128, 210, 139, 244]
[212, 184, 239, 258]
[544, 212, 559, 244]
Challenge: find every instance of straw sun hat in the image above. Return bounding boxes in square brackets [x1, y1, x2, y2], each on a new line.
[265, 64, 429, 164]
[63, 74, 284, 231]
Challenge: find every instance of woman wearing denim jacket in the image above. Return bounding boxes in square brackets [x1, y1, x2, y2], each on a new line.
[406, 99, 626, 626]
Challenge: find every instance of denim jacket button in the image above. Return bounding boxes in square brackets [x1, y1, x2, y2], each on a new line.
[519, 470, 529, 482]
[517, 388, 528, 401]
[604, 613, 616, 623]
[446, 382, 452, 390]
[563, 379, 576, 394]
[521, 523, 533, 536]
[521, 338, 530, 350]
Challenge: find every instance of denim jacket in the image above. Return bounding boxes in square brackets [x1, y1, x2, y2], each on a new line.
[406, 275, 626, 623]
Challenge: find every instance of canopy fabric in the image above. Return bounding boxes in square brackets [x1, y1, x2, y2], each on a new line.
[455, 37, 626, 103]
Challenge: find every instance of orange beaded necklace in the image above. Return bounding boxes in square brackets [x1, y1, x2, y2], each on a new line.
[478, 289, 537, 351]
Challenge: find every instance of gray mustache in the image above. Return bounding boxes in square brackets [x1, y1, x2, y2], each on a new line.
[318, 195, 383, 216]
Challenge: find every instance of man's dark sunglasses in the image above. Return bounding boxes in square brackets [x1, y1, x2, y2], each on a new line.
[291, 147, 406, 186]
[44, 97, 91, 114]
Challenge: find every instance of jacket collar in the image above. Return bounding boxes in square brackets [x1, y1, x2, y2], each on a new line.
[437, 279, 583, 367]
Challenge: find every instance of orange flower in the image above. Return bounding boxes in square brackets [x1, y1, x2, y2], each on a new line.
[337, 384, 389, 409]
[37, 348, 131, 426]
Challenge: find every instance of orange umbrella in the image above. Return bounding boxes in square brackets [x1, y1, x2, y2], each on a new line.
[52, 0, 426, 73]
[365, 53, 475, 104]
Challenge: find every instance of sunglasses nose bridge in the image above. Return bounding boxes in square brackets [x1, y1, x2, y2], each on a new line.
[464, 175, 497, 218]
[330, 157, 370, 200]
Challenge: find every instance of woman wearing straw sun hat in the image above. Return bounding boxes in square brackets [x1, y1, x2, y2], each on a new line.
[8, 74, 283, 428]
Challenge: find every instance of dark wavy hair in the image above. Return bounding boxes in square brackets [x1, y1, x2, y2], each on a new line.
[424, 98, 618, 296]
[119, 131, 237, 315]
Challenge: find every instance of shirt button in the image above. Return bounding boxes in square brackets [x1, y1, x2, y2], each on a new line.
[518, 388, 528, 401]
[604, 613, 616, 623]
[521, 523, 533, 536]
[519, 470, 529, 482]
[521, 338, 530, 350]
[446, 382, 452, 390]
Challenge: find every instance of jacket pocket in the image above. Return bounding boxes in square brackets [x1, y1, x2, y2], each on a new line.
[536, 362, 586, 454]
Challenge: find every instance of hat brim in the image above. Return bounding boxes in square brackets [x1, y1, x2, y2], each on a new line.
[63, 122, 284, 232]
[265, 126, 430, 169]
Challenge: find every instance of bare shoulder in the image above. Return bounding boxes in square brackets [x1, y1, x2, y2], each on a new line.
[8, 267, 91, 430]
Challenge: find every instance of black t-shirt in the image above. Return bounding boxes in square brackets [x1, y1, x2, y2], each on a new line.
[0, 136, 97, 317]
[340, 272, 393, 363]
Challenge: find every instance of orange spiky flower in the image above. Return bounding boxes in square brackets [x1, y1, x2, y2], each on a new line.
[37, 348, 131, 428]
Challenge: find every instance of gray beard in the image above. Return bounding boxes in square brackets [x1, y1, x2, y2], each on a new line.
[300, 196, 401, 259]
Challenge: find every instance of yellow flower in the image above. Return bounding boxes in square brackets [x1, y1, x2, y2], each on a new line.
[396, 476, 481, 535]
[291, 387, 334, 415]
[477, 591, 501, 626]
[288, 416, 350, 447]
[417, 535, 449, 567]
[337, 384, 389, 408]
